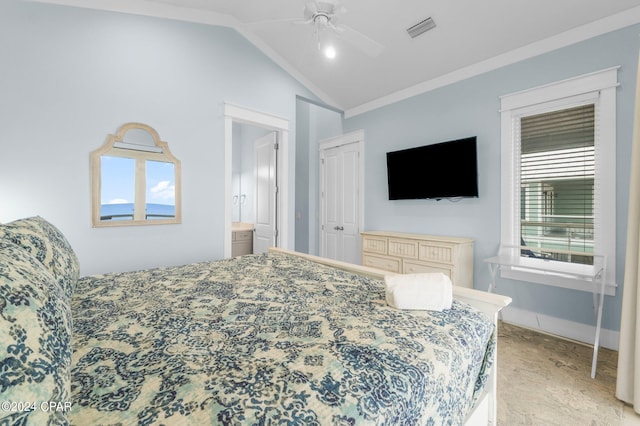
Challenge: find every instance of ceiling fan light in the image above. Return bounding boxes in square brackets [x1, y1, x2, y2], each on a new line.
[314, 13, 330, 26]
[324, 45, 336, 59]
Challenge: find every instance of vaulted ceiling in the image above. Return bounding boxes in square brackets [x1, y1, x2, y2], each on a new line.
[35, 0, 640, 116]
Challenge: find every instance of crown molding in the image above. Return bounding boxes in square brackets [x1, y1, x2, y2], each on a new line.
[28, 0, 238, 26]
[344, 5, 640, 118]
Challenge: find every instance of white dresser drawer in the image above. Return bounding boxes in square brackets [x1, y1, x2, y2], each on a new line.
[403, 260, 452, 278]
[362, 236, 388, 255]
[388, 238, 418, 259]
[418, 243, 454, 264]
[362, 254, 401, 273]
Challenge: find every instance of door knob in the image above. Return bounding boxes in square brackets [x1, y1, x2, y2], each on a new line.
[334, 226, 344, 231]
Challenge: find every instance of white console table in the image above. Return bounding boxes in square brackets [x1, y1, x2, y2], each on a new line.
[483, 246, 606, 378]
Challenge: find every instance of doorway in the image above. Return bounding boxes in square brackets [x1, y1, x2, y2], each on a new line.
[224, 103, 290, 258]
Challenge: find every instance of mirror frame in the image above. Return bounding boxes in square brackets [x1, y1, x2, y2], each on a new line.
[91, 122, 182, 227]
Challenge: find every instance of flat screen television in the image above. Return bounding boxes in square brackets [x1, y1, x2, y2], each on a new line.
[386, 136, 478, 200]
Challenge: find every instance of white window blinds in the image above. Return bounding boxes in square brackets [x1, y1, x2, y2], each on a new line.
[519, 104, 596, 265]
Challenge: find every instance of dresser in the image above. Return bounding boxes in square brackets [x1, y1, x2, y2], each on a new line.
[361, 231, 474, 288]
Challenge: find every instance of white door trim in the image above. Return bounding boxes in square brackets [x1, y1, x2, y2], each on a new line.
[319, 130, 365, 261]
[224, 103, 290, 258]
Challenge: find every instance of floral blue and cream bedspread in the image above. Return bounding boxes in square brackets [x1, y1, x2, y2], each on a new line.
[69, 252, 495, 425]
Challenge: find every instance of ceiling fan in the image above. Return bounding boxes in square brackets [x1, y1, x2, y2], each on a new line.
[246, 0, 384, 58]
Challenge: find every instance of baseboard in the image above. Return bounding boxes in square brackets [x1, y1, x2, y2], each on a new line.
[500, 306, 619, 351]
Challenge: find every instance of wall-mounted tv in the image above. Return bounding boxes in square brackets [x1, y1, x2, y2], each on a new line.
[386, 136, 479, 200]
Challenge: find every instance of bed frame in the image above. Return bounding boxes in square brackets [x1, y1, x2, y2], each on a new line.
[270, 248, 512, 425]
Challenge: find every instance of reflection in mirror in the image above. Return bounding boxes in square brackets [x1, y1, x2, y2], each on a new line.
[145, 160, 176, 220]
[100, 156, 135, 220]
[91, 123, 181, 227]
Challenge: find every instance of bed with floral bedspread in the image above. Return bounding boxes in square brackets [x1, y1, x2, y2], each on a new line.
[0, 216, 495, 425]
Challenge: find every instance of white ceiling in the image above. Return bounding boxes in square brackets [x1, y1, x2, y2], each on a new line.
[34, 0, 640, 116]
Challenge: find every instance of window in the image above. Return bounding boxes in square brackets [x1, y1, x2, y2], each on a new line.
[91, 123, 182, 227]
[500, 68, 618, 294]
[520, 104, 595, 264]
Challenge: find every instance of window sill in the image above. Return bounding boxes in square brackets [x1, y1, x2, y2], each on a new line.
[500, 267, 616, 296]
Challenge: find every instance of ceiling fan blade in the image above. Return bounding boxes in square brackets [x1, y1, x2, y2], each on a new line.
[327, 20, 345, 33]
[294, 18, 315, 25]
[335, 24, 384, 57]
[304, 1, 319, 17]
[243, 17, 306, 30]
[332, 4, 347, 16]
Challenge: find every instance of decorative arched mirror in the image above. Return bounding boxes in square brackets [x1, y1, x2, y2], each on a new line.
[91, 122, 182, 227]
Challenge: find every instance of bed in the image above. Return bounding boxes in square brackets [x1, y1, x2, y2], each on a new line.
[0, 217, 511, 425]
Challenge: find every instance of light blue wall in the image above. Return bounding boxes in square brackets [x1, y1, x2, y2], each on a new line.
[344, 24, 640, 332]
[295, 101, 311, 253]
[295, 99, 343, 255]
[0, 0, 316, 275]
[307, 103, 344, 256]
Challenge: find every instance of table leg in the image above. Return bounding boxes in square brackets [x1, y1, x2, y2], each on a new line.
[591, 273, 606, 379]
[487, 263, 498, 293]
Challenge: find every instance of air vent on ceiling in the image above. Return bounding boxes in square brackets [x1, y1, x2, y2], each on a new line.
[407, 17, 436, 39]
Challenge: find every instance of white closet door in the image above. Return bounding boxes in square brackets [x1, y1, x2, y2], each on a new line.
[323, 146, 341, 260]
[340, 145, 360, 265]
[321, 141, 360, 264]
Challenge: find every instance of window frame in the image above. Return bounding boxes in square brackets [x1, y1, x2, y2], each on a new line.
[91, 122, 182, 227]
[499, 67, 618, 295]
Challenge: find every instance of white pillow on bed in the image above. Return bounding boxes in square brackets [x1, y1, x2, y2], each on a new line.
[385, 272, 453, 311]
